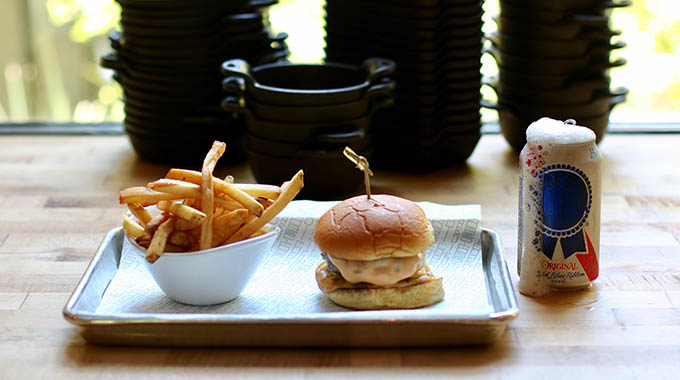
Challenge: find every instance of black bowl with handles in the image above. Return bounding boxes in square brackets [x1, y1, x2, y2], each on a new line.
[372, 129, 481, 171]
[498, 109, 613, 151]
[116, 0, 249, 11]
[325, 19, 483, 41]
[495, 15, 611, 40]
[496, 65, 613, 90]
[247, 147, 373, 200]
[119, 0, 275, 22]
[124, 103, 226, 126]
[484, 77, 625, 105]
[100, 53, 222, 79]
[110, 31, 288, 65]
[109, 29, 286, 59]
[221, 58, 395, 106]
[125, 124, 246, 165]
[499, 0, 631, 24]
[501, 0, 629, 12]
[220, 79, 394, 123]
[101, 52, 224, 84]
[324, 6, 483, 31]
[394, 88, 480, 107]
[113, 71, 224, 98]
[247, 129, 371, 157]
[483, 90, 627, 120]
[325, 49, 481, 73]
[373, 118, 481, 137]
[486, 45, 626, 76]
[487, 32, 625, 59]
[113, 73, 225, 105]
[374, 108, 481, 127]
[243, 112, 375, 143]
[325, 35, 482, 59]
[392, 66, 481, 85]
[325, 0, 483, 21]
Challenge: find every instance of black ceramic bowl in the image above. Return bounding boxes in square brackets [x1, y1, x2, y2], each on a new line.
[486, 45, 626, 76]
[373, 118, 481, 137]
[374, 108, 481, 127]
[123, 113, 243, 135]
[499, 0, 631, 24]
[372, 130, 481, 171]
[484, 78, 624, 105]
[246, 129, 371, 157]
[125, 123, 246, 164]
[487, 32, 625, 59]
[247, 147, 373, 200]
[116, 0, 250, 11]
[325, 50, 481, 73]
[325, 1, 483, 21]
[221, 58, 395, 106]
[325, 20, 483, 41]
[220, 79, 394, 123]
[324, 35, 483, 59]
[492, 90, 627, 119]
[501, 0, 629, 13]
[495, 14, 611, 40]
[495, 66, 612, 90]
[325, 8, 483, 32]
[109, 30, 286, 59]
[241, 112, 375, 143]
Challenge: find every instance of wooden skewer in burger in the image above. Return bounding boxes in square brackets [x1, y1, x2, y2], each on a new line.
[313, 147, 445, 310]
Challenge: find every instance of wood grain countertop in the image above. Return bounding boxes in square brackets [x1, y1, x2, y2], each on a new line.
[0, 133, 679, 379]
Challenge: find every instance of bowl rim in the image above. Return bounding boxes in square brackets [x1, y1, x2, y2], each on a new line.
[126, 223, 280, 259]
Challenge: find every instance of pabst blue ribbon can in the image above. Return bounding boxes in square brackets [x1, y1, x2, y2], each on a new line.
[517, 118, 602, 296]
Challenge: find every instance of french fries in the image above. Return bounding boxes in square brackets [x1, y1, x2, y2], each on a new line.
[226, 170, 304, 244]
[123, 215, 144, 238]
[146, 217, 175, 263]
[118, 140, 303, 264]
[166, 169, 281, 199]
[200, 142, 226, 250]
[127, 203, 153, 226]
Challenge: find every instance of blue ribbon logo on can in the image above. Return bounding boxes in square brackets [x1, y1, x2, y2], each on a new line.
[535, 164, 592, 260]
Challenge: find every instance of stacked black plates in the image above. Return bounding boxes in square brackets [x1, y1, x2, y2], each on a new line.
[485, 0, 630, 150]
[221, 58, 396, 199]
[324, 0, 484, 171]
[101, 0, 289, 164]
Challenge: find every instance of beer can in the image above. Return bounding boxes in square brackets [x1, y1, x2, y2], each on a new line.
[517, 118, 602, 296]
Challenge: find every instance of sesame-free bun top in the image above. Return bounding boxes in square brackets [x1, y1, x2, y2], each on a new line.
[313, 194, 435, 261]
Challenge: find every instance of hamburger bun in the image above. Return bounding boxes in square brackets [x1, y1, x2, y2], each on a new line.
[313, 194, 444, 310]
[313, 194, 434, 261]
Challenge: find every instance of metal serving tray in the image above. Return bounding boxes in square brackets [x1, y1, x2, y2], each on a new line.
[63, 224, 518, 347]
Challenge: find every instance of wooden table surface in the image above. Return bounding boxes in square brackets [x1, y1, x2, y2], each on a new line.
[1, 133, 679, 379]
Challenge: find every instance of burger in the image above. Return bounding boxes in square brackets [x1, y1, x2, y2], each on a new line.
[313, 194, 444, 310]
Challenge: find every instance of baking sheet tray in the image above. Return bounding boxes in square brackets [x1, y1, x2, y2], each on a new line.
[63, 203, 518, 347]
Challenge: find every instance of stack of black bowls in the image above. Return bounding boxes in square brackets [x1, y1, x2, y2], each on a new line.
[220, 58, 396, 199]
[324, 0, 484, 171]
[485, 0, 630, 151]
[100, 0, 289, 164]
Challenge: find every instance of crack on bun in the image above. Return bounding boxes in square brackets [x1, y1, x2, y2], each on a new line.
[314, 194, 434, 261]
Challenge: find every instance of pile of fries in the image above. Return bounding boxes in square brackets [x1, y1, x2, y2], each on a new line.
[120, 141, 304, 263]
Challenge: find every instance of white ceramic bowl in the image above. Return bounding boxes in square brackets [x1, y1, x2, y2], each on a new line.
[127, 224, 280, 306]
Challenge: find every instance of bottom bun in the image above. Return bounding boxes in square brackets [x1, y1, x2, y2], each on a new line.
[322, 276, 445, 310]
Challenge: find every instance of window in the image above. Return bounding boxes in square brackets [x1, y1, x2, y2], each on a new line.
[0, 0, 677, 126]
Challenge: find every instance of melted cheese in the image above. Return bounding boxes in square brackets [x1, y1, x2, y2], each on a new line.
[328, 254, 423, 286]
[316, 261, 437, 293]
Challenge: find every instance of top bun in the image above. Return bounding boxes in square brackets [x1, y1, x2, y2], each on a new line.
[313, 194, 434, 261]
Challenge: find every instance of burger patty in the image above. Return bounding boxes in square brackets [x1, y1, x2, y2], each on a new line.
[321, 253, 342, 275]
